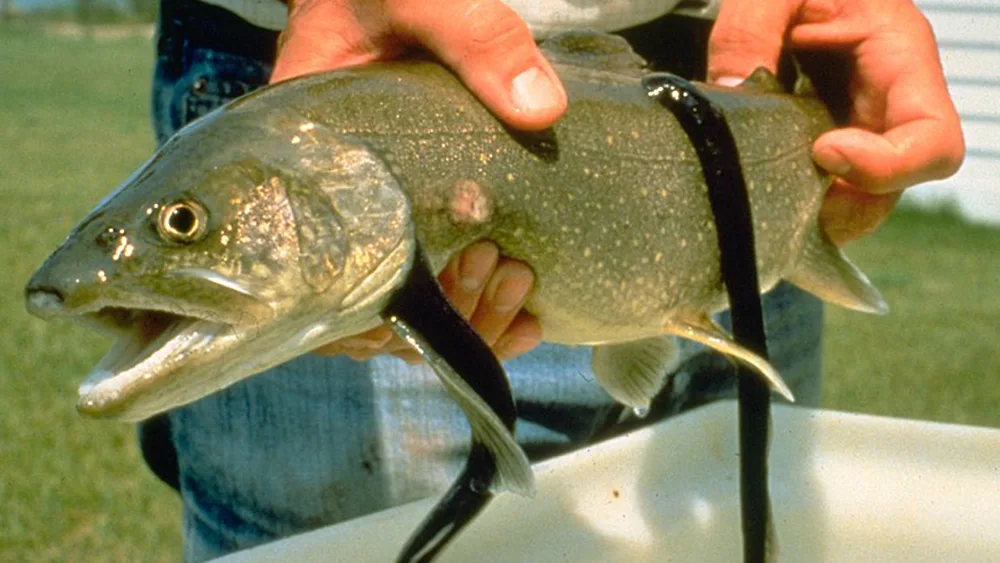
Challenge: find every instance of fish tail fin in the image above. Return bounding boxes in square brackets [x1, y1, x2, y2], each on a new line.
[786, 227, 888, 315]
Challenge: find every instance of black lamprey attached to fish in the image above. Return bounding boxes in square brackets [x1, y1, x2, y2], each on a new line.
[646, 71, 777, 563]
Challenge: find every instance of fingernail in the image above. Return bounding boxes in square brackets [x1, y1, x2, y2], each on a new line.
[511, 67, 564, 114]
[713, 75, 745, 88]
[813, 147, 852, 176]
[492, 272, 532, 313]
[458, 243, 497, 291]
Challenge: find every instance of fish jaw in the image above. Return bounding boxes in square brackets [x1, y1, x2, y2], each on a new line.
[24, 289, 265, 420]
[75, 309, 230, 419]
[38, 296, 381, 422]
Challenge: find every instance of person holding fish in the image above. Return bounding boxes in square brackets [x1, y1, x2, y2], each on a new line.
[138, 0, 962, 560]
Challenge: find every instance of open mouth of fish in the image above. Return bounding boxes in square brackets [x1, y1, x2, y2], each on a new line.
[76, 306, 226, 416]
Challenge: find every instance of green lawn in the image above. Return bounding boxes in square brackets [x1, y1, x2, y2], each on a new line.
[1, 23, 181, 562]
[822, 208, 1000, 426]
[1, 21, 997, 561]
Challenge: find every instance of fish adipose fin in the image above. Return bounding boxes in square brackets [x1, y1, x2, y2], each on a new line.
[786, 228, 889, 315]
[591, 337, 680, 416]
[663, 315, 795, 403]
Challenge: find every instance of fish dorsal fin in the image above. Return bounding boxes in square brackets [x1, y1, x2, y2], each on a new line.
[540, 30, 647, 74]
[740, 67, 784, 93]
[786, 227, 889, 314]
[591, 337, 680, 416]
[663, 314, 795, 402]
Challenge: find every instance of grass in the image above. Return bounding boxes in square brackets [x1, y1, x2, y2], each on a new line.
[1, 22, 181, 562]
[822, 207, 1000, 427]
[1, 20, 997, 561]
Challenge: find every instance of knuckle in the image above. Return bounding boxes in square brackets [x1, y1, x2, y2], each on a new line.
[388, 0, 533, 58]
[936, 128, 966, 178]
[709, 25, 781, 63]
[909, 8, 934, 38]
[460, 3, 534, 59]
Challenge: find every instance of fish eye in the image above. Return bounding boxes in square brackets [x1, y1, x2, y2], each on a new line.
[156, 200, 207, 244]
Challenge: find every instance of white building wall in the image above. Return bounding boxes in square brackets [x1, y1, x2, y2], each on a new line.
[906, 0, 1000, 224]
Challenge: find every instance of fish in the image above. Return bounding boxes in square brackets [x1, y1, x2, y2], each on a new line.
[25, 30, 886, 557]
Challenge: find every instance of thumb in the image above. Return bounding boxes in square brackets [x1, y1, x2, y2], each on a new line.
[270, 1, 399, 84]
[707, 0, 798, 84]
[813, 121, 965, 194]
[389, 0, 567, 131]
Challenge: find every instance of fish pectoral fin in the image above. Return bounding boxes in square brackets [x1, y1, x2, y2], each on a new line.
[388, 317, 535, 497]
[442, 370, 535, 497]
[663, 315, 795, 402]
[787, 227, 889, 315]
[591, 337, 680, 416]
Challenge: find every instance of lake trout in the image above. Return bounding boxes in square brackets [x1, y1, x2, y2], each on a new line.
[25, 31, 885, 514]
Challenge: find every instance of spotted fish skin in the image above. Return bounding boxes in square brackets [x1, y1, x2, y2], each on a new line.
[25, 32, 883, 425]
[253, 41, 836, 346]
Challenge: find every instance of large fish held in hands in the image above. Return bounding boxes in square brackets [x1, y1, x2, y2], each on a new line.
[26, 31, 885, 559]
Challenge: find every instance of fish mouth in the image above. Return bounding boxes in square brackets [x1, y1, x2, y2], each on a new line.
[76, 306, 226, 418]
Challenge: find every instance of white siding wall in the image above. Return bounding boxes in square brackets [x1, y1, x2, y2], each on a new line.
[906, 0, 1000, 224]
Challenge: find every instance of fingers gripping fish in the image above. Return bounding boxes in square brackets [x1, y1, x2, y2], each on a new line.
[25, 31, 887, 561]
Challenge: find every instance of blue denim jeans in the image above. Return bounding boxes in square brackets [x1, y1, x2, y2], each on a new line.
[147, 6, 824, 561]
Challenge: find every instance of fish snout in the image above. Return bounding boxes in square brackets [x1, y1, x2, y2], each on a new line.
[25, 284, 66, 319]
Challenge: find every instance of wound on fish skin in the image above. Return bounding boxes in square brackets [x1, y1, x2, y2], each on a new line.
[449, 179, 493, 224]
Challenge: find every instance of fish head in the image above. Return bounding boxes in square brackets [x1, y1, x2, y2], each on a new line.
[25, 107, 414, 421]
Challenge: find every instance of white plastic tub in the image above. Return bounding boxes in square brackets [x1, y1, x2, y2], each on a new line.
[219, 402, 1000, 562]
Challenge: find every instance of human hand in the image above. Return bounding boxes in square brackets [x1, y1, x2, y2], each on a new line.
[273, 0, 559, 362]
[271, 0, 567, 130]
[313, 241, 542, 363]
[707, 0, 964, 246]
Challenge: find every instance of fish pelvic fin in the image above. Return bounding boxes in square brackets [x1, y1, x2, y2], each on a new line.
[787, 227, 889, 315]
[591, 337, 680, 417]
[388, 317, 535, 497]
[663, 315, 795, 403]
